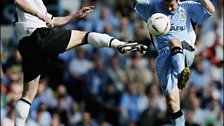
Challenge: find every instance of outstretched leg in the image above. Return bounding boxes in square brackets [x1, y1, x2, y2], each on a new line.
[14, 75, 40, 126]
[66, 30, 147, 54]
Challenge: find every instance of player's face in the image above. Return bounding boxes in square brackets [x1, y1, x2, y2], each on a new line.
[163, 0, 178, 13]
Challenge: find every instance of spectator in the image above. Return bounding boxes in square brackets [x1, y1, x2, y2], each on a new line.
[102, 82, 121, 126]
[51, 112, 65, 126]
[76, 112, 99, 126]
[189, 55, 212, 90]
[119, 81, 148, 125]
[107, 54, 128, 91]
[125, 54, 152, 86]
[35, 102, 52, 126]
[2, 99, 16, 126]
[85, 57, 114, 119]
[69, 101, 82, 125]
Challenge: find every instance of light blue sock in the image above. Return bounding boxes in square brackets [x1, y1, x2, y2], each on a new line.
[171, 114, 185, 126]
[171, 110, 185, 126]
[171, 47, 185, 74]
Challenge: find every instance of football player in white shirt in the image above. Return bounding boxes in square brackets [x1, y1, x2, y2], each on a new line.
[13, 0, 148, 125]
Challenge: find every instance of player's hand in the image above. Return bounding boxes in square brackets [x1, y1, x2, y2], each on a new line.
[36, 12, 53, 28]
[75, 6, 94, 18]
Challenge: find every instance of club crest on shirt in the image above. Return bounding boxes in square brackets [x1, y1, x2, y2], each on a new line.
[179, 11, 186, 21]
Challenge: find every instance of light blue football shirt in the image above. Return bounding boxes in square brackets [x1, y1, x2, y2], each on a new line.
[134, 0, 212, 49]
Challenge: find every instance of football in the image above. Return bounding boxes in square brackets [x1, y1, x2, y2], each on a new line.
[147, 13, 171, 36]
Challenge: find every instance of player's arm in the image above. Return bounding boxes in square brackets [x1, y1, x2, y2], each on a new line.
[51, 6, 94, 28]
[130, 0, 155, 22]
[200, 0, 215, 14]
[14, 0, 52, 25]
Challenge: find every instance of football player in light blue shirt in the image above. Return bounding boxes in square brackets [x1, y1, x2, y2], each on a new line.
[131, 0, 215, 125]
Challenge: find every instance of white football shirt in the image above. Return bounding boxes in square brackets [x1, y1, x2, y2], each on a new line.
[15, 0, 52, 39]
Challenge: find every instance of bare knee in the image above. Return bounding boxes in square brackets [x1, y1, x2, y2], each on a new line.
[169, 38, 182, 49]
[166, 86, 180, 113]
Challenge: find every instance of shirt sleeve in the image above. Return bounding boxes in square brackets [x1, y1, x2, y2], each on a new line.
[186, 1, 211, 25]
[133, 0, 157, 22]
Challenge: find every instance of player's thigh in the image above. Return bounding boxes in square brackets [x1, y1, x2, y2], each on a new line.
[66, 30, 88, 50]
[156, 48, 177, 96]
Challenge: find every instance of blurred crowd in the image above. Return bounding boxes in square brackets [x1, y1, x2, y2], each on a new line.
[1, 0, 223, 126]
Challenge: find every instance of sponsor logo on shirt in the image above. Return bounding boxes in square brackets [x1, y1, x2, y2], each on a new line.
[170, 25, 186, 31]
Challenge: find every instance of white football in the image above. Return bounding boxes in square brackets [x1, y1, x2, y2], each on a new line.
[147, 13, 171, 36]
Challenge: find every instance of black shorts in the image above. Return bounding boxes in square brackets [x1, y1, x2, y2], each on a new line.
[17, 28, 71, 83]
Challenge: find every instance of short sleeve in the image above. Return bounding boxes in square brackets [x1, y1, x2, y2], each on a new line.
[185, 1, 211, 25]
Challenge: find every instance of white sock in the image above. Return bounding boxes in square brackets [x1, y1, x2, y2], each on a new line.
[14, 99, 31, 126]
[87, 32, 125, 48]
